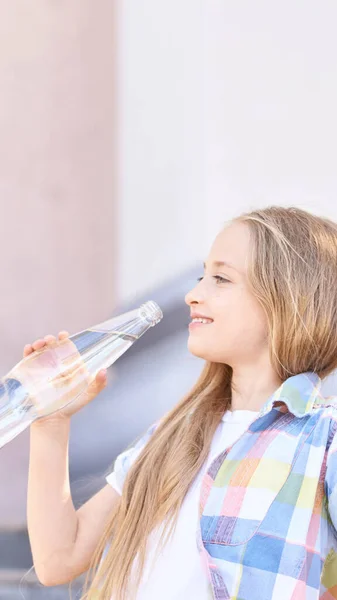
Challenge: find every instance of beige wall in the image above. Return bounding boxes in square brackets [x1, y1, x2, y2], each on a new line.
[118, 0, 337, 305]
[117, 0, 207, 304]
[0, 1, 117, 375]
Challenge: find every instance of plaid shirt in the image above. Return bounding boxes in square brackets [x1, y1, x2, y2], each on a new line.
[113, 371, 337, 599]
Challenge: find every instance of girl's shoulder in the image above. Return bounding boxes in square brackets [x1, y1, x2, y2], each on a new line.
[313, 395, 337, 424]
[107, 418, 163, 493]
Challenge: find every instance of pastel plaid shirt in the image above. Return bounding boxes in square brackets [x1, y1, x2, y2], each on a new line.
[113, 371, 337, 599]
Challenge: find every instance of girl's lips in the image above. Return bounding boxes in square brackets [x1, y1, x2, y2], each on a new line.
[189, 321, 213, 330]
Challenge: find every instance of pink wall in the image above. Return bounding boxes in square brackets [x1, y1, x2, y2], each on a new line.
[0, 1, 117, 528]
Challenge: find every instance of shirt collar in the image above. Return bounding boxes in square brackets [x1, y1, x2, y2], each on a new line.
[258, 371, 322, 419]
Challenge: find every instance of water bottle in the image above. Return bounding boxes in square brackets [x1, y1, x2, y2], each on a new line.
[0, 301, 163, 449]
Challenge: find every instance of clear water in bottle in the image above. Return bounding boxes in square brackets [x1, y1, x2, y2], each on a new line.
[70, 328, 139, 374]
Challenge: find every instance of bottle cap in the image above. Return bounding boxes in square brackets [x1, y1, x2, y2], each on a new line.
[139, 301, 163, 326]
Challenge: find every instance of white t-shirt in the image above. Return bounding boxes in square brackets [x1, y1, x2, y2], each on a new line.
[106, 409, 258, 599]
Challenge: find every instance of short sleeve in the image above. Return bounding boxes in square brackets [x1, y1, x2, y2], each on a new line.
[106, 419, 161, 495]
[325, 418, 337, 533]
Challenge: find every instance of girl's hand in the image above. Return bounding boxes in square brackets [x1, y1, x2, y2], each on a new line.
[23, 331, 108, 425]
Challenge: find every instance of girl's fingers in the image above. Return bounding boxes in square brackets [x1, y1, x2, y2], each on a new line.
[23, 331, 69, 359]
[58, 331, 70, 340]
[96, 369, 107, 383]
[32, 339, 47, 351]
[84, 370, 108, 403]
[44, 335, 56, 343]
[23, 344, 33, 357]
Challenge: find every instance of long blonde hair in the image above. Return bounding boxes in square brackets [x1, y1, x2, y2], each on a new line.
[81, 205, 337, 599]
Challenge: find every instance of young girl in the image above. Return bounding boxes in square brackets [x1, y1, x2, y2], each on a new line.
[26, 206, 337, 600]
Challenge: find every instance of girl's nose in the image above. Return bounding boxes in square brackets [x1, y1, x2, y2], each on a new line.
[185, 280, 204, 306]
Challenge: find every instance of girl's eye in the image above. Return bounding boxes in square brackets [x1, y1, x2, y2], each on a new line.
[196, 276, 229, 284]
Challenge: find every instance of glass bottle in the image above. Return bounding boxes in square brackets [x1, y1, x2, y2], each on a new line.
[0, 301, 163, 449]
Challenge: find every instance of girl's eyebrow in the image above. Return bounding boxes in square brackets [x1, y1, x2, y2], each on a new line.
[203, 260, 240, 273]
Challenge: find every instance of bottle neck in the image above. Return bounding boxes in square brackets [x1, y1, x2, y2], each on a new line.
[86, 308, 153, 340]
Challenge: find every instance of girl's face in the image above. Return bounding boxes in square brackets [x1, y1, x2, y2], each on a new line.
[185, 222, 269, 366]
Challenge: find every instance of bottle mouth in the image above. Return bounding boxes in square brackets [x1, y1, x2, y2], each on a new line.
[139, 301, 163, 326]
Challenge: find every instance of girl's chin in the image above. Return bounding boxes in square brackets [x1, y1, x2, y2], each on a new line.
[187, 339, 209, 359]
[187, 338, 227, 364]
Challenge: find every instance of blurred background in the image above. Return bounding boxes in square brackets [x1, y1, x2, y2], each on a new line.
[1, 0, 337, 597]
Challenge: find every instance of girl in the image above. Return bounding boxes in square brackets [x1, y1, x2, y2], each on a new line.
[27, 206, 337, 599]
